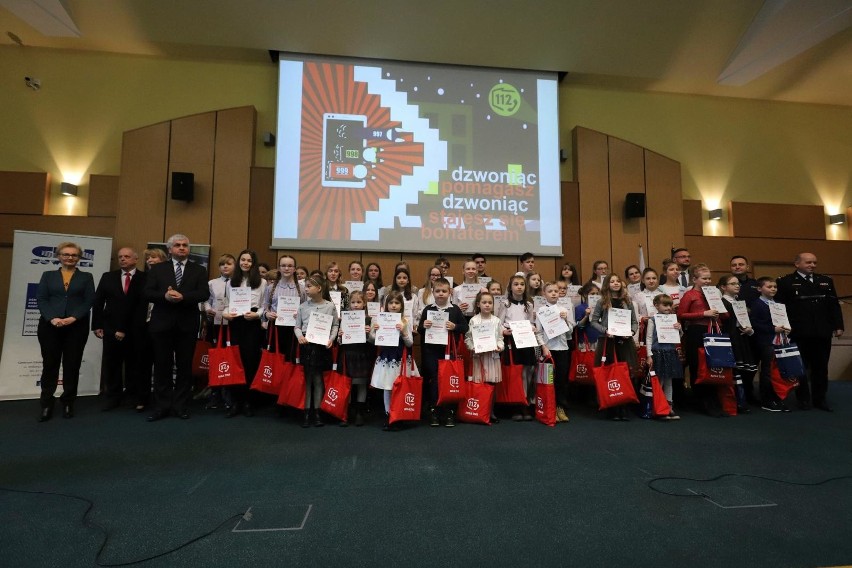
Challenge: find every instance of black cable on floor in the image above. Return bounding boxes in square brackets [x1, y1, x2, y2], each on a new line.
[647, 473, 852, 498]
[0, 486, 246, 566]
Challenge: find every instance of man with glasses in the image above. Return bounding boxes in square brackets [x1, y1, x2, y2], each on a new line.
[672, 248, 691, 289]
[144, 234, 209, 421]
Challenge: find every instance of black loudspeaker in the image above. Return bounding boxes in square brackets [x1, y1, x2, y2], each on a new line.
[625, 192, 645, 218]
[171, 172, 194, 202]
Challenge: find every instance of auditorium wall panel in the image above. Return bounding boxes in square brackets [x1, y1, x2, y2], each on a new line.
[645, 151, 684, 265]
[248, 167, 274, 257]
[607, 137, 647, 274]
[87, 175, 119, 219]
[0, 172, 50, 215]
[573, 127, 612, 282]
[730, 202, 825, 240]
[682, 199, 703, 236]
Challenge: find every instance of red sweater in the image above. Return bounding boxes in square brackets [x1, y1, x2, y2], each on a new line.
[677, 288, 729, 329]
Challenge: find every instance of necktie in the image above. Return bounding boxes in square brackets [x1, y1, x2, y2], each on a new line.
[680, 272, 688, 287]
[175, 262, 183, 288]
[123, 271, 131, 294]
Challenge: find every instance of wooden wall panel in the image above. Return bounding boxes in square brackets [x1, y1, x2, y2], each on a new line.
[0, 214, 115, 245]
[0, 247, 14, 337]
[87, 174, 119, 218]
[210, 107, 256, 265]
[608, 137, 647, 275]
[560, 181, 581, 275]
[730, 202, 825, 239]
[165, 112, 216, 246]
[248, 167, 274, 257]
[645, 151, 685, 265]
[115, 123, 170, 251]
[0, 171, 50, 214]
[573, 127, 612, 282]
[682, 199, 703, 237]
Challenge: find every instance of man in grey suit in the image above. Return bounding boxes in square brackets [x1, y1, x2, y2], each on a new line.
[144, 234, 209, 421]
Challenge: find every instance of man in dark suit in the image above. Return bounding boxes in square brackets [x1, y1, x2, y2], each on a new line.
[144, 234, 209, 421]
[775, 252, 844, 411]
[92, 247, 148, 411]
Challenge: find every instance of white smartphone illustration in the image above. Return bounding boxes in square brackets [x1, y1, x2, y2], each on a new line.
[322, 113, 368, 188]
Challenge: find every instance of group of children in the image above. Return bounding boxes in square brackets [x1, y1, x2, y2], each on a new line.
[201, 250, 801, 429]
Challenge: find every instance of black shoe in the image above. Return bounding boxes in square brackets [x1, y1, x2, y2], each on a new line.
[63, 405, 74, 419]
[147, 410, 167, 422]
[761, 401, 783, 412]
[243, 403, 254, 417]
[814, 402, 833, 412]
[736, 405, 751, 414]
[445, 410, 456, 428]
[354, 409, 365, 427]
[38, 407, 53, 422]
[779, 401, 792, 413]
[429, 407, 440, 427]
[302, 411, 311, 428]
[178, 409, 190, 419]
[313, 412, 324, 427]
[226, 405, 240, 418]
[490, 415, 500, 424]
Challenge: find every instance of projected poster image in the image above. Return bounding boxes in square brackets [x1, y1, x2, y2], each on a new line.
[275, 55, 561, 255]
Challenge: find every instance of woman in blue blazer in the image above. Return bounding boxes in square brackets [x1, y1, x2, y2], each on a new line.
[36, 241, 95, 421]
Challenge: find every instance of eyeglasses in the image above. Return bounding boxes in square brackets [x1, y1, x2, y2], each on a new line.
[59, 253, 79, 258]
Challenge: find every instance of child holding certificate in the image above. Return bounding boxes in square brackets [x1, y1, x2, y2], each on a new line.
[294, 275, 340, 427]
[535, 281, 575, 423]
[749, 277, 791, 413]
[370, 290, 418, 431]
[418, 278, 468, 427]
[453, 259, 484, 317]
[222, 249, 267, 418]
[203, 254, 235, 411]
[644, 294, 682, 420]
[337, 290, 373, 426]
[719, 275, 756, 413]
[262, 254, 304, 362]
[465, 292, 504, 423]
[590, 274, 639, 420]
[500, 274, 537, 421]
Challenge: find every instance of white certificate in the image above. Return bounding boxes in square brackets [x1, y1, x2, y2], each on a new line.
[653, 314, 680, 344]
[367, 302, 380, 318]
[445, 276, 454, 288]
[375, 312, 401, 347]
[478, 276, 491, 287]
[458, 283, 480, 313]
[587, 295, 600, 310]
[731, 300, 752, 329]
[340, 310, 366, 344]
[345, 280, 364, 292]
[557, 297, 575, 320]
[404, 299, 415, 321]
[769, 303, 791, 329]
[228, 286, 252, 316]
[471, 321, 497, 353]
[425, 310, 449, 345]
[607, 307, 632, 337]
[508, 320, 538, 349]
[275, 295, 300, 327]
[533, 296, 548, 310]
[305, 311, 334, 345]
[640, 292, 657, 317]
[537, 305, 570, 340]
[329, 290, 342, 317]
[702, 286, 728, 313]
[566, 285, 581, 301]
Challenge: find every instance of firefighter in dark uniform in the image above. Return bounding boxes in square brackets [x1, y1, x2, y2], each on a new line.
[775, 253, 844, 411]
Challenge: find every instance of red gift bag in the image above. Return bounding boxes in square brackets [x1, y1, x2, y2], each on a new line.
[650, 373, 672, 417]
[321, 352, 352, 421]
[207, 326, 247, 387]
[496, 346, 527, 405]
[389, 348, 423, 424]
[192, 338, 211, 379]
[593, 340, 639, 410]
[695, 350, 734, 386]
[770, 358, 799, 401]
[437, 338, 464, 406]
[277, 345, 306, 410]
[252, 326, 285, 395]
[457, 380, 494, 425]
[718, 384, 738, 416]
[535, 384, 556, 426]
[634, 321, 649, 380]
[569, 332, 596, 385]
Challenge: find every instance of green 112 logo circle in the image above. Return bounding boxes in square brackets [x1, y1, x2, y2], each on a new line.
[489, 83, 521, 116]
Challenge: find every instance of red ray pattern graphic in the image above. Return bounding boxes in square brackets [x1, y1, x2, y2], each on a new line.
[297, 63, 425, 240]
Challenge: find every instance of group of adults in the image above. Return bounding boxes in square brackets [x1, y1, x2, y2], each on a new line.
[33, 236, 845, 422]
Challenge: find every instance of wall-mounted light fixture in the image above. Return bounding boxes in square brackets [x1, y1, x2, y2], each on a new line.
[60, 182, 78, 196]
[828, 213, 846, 225]
[708, 208, 723, 220]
